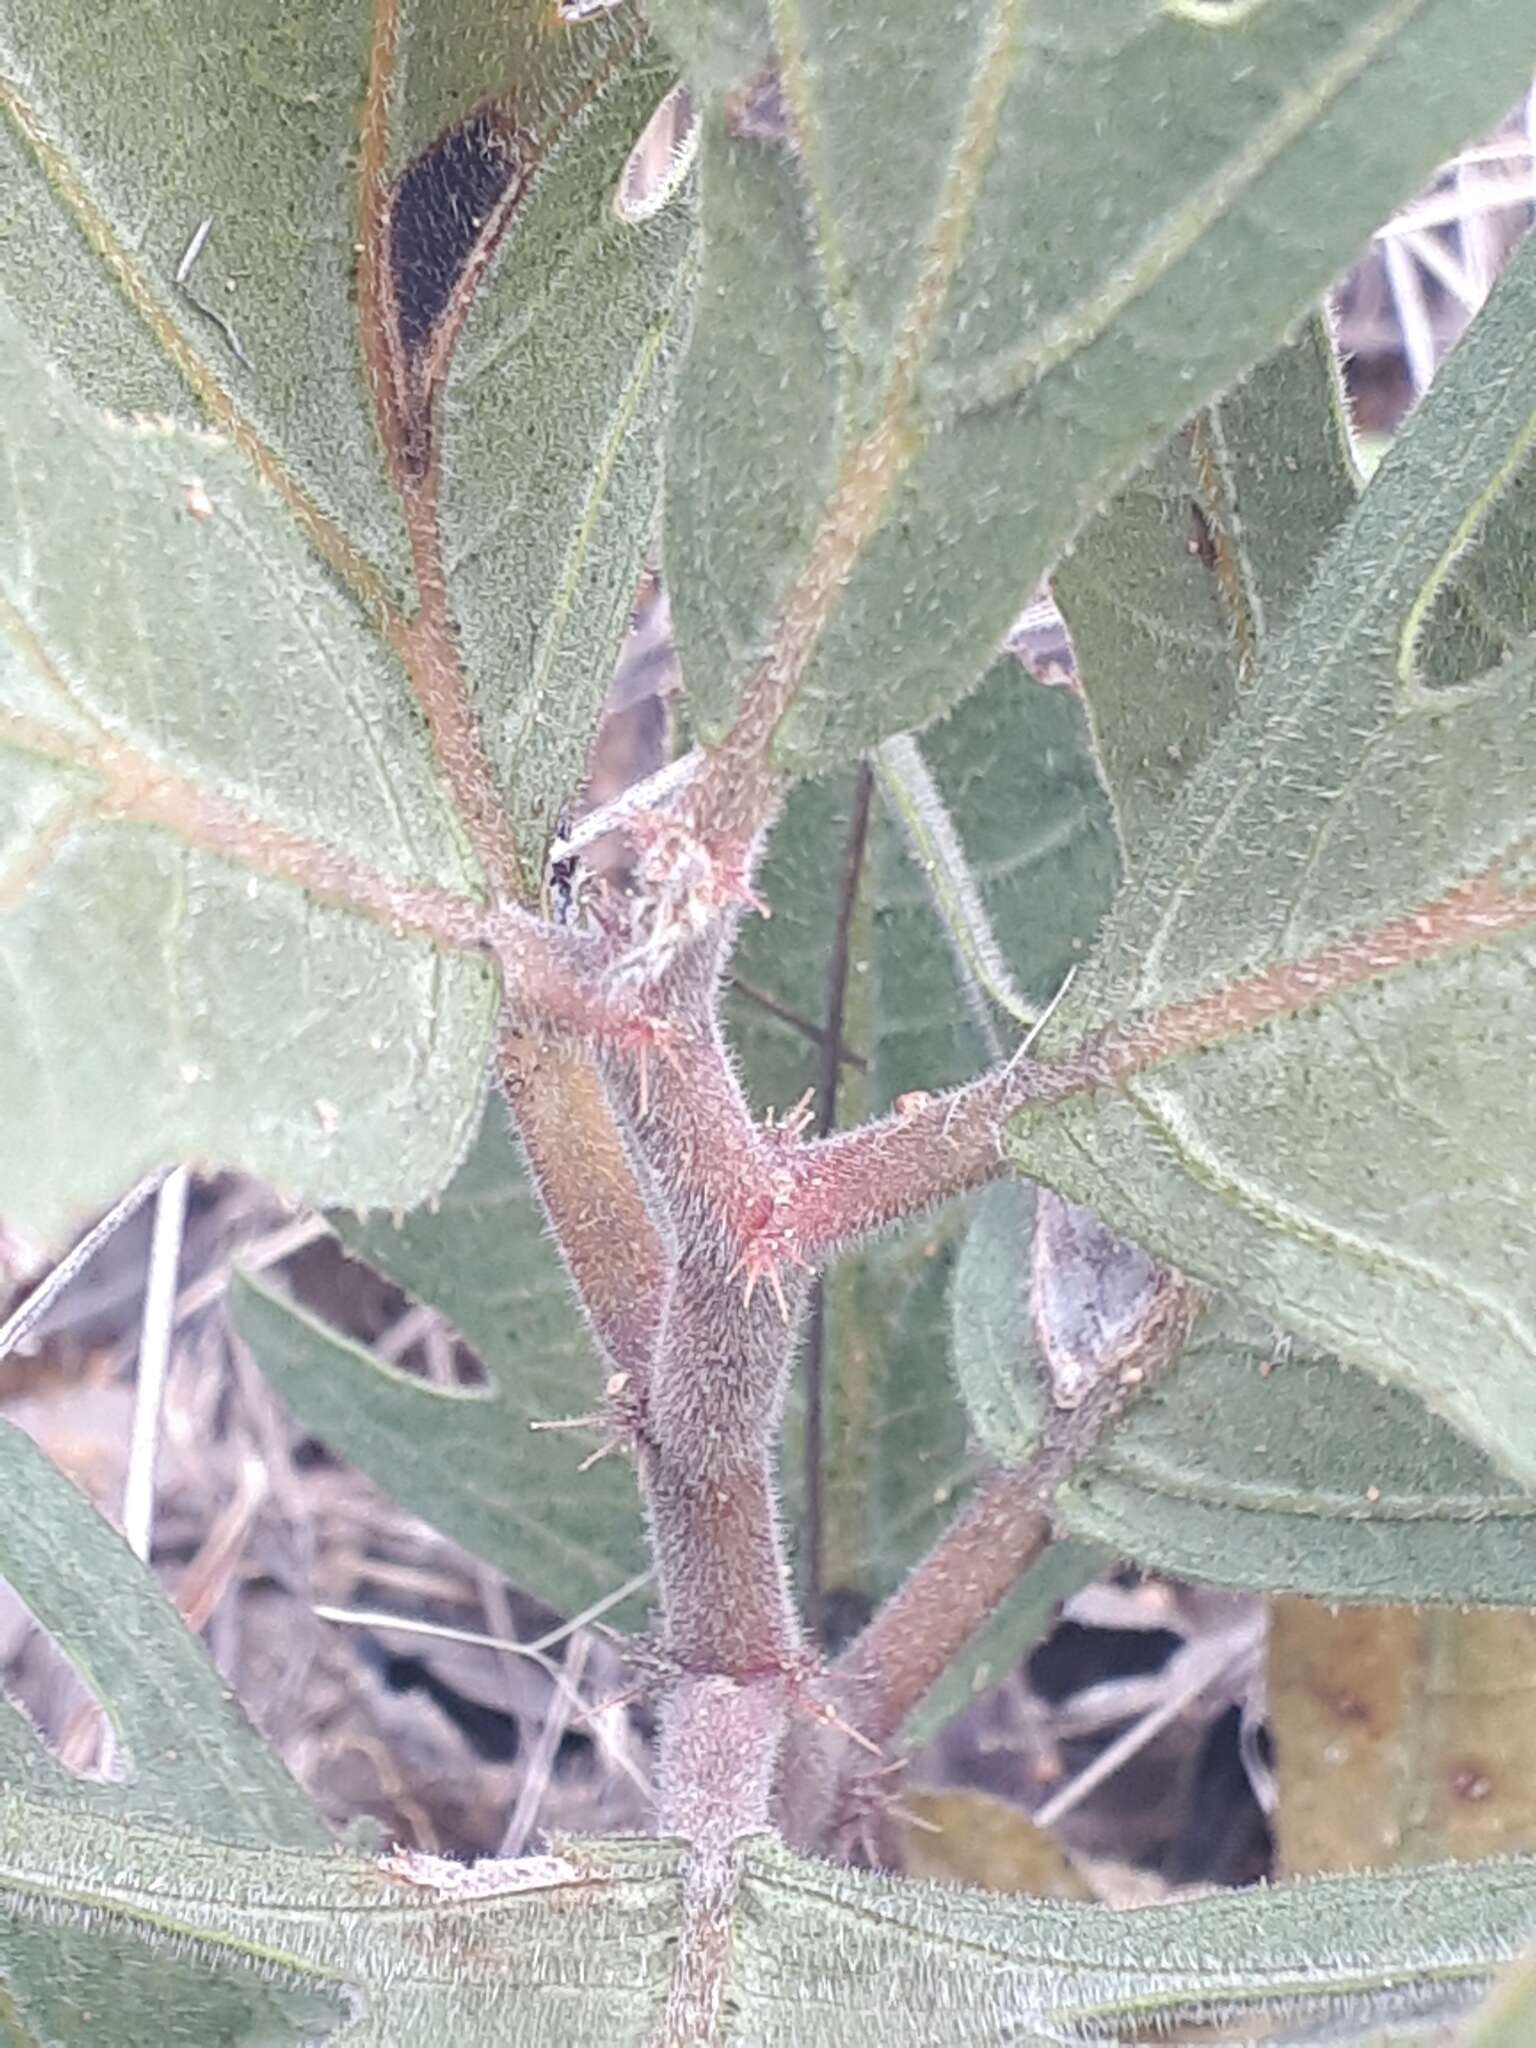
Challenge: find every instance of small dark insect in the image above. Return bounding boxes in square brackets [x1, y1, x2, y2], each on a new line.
[548, 811, 582, 927]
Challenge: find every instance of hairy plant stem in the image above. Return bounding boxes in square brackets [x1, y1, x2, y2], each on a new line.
[777, 1273, 1202, 1853]
[837, 1278, 1199, 1745]
[604, 939, 808, 1685]
[495, 1025, 664, 1392]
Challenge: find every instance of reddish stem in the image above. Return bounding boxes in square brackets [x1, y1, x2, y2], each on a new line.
[840, 1271, 1199, 1738]
[835, 1464, 1055, 1748]
[776, 1273, 1201, 1851]
[760, 1050, 1062, 1265]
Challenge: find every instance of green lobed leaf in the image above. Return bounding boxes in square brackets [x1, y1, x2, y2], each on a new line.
[230, 1097, 650, 1627]
[729, 1835, 1536, 2045]
[907, 324, 1536, 1604]
[948, 1181, 1044, 1469]
[0, 1793, 681, 2047]
[655, 0, 1536, 771]
[0, 1917, 351, 2048]
[1, 0, 695, 892]
[1, 2, 697, 1244]
[426, 49, 697, 879]
[1004, 219, 1536, 1485]
[1054, 312, 1362, 862]
[1059, 1305, 1536, 1607]
[818, 1212, 976, 1609]
[0, 1422, 326, 1849]
[727, 773, 867, 1121]
[0, 303, 496, 1243]
[4, 1795, 1535, 2045]
[951, 1185, 1536, 1604]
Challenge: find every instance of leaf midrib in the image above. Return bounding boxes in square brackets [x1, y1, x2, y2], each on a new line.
[1121, 1073, 1536, 1367]
[0, 700, 490, 953]
[0, 60, 404, 632]
[714, 0, 1455, 776]
[1081, 1446, 1530, 1524]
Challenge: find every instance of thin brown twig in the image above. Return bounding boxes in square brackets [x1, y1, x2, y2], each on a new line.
[803, 762, 875, 1637]
[726, 977, 868, 1072]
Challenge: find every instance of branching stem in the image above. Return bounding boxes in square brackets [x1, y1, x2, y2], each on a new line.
[600, 944, 809, 1691]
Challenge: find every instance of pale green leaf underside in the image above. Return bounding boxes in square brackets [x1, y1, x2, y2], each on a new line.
[819, 1210, 976, 1605]
[0, 305, 495, 1243]
[948, 1190, 1536, 1605]
[872, 657, 1121, 1103]
[433, 52, 697, 884]
[0, 1919, 351, 2046]
[659, 0, 1536, 770]
[1, 2, 695, 889]
[0, 1796, 680, 2048]
[0, 1422, 325, 1850]
[1059, 1306, 1536, 1608]
[3, 1799, 1535, 2044]
[1007, 227, 1536, 1485]
[1055, 313, 1361, 864]
[949, 1180, 1045, 1465]
[230, 1100, 649, 1625]
[727, 773, 865, 1116]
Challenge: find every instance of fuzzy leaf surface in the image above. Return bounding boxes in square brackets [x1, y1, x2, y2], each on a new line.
[230, 1100, 649, 1626]
[953, 1183, 1536, 1604]
[0, 1423, 326, 1850]
[728, 1838, 1536, 2044]
[0, 1916, 350, 2048]
[1, 0, 694, 892]
[4, 1800, 1535, 2044]
[1057, 1307, 1536, 1607]
[0, 0, 694, 1243]
[655, 0, 1536, 769]
[0, 304, 495, 1242]
[1055, 313, 1361, 862]
[0, 1796, 680, 2047]
[871, 658, 1121, 1102]
[1005, 225, 1536, 1483]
